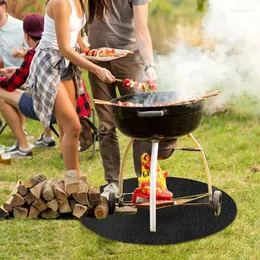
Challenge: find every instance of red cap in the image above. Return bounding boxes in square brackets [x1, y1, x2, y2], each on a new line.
[23, 14, 44, 37]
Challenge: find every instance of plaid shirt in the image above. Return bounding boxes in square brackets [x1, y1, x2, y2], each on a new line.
[0, 47, 35, 92]
[26, 48, 84, 127]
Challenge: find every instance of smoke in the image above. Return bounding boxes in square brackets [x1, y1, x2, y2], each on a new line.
[156, 0, 260, 113]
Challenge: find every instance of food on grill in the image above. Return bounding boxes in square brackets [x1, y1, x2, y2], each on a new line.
[123, 78, 158, 91]
[85, 48, 116, 57]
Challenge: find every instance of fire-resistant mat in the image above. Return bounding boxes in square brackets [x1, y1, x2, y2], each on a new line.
[80, 177, 237, 245]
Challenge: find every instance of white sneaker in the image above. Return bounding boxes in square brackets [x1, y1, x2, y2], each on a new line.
[101, 183, 119, 200]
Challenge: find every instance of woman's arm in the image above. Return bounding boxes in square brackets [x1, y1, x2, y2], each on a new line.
[48, 0, 114, 83]
[133, 4, 157, 81]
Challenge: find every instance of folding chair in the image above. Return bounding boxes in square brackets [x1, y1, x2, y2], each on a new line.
[76, 80, 98, 159]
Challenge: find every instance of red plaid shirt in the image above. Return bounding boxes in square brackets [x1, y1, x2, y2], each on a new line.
[0, 47, 36, 92]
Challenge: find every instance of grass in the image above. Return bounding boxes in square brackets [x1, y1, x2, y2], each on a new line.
[0, 77, 259, 259]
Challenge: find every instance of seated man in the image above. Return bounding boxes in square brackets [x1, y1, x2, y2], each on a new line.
[0, 14, 56, 158]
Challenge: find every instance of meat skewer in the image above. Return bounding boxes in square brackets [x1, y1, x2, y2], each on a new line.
[115, 78, 158, 91]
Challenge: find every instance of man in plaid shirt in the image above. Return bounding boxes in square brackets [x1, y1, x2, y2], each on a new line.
[0, 14, 56, 158]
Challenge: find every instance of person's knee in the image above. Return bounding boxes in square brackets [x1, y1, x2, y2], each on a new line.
[67, 119, 81, 137]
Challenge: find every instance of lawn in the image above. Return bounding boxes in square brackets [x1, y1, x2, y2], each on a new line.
[0, 76, 259, 259]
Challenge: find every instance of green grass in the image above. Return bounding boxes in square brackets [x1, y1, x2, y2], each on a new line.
[0, 77, 260, 259]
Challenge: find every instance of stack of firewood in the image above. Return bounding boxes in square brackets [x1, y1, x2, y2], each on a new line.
[0, 173, 109, 220]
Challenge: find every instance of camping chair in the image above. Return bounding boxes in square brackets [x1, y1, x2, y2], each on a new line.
[76, 80, 98, 159]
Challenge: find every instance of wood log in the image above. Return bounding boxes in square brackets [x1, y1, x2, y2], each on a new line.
[27, 206, 40, 219]
[9, 193, 25, 207]
[32, 198, 47, 212]
[3, 197, 13, 212]
[24, 191, 36, 205]
[73, 204, 88, 219]
[53, 180, 68, 204]
[24, 174, 46, 189]
[0, 206, 9, 219]
[78, 175, 87, 183]
[42, 180, 55, 201]
[64, 170, 79, 195]
[72, 180, 89, 205]
[13, 207, 28, 219]
[94, 197, 109, 219]
[30, 180, 47, 199]
[46, 199, 59, 212]
[115, 206, 137, 215]
[88, 187, 101, 207]
[12, 180, 27, 196]
[40, 208, 59, 219]
[58, 199, 72, 213]
[69, 199, 77, 212]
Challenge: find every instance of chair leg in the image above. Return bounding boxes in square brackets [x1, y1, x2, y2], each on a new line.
[50, 124, 59, 138]
[0, 122, 8, 135]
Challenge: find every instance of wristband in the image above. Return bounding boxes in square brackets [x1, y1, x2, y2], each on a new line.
[144, 64, 155, 72]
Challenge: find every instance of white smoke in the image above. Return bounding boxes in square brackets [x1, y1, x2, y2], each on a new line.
[156, 0, 260, 113]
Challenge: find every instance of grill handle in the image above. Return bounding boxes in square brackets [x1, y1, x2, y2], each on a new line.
[137, 110, 167, 118]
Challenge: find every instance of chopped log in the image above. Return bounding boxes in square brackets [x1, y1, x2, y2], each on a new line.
[58, 199, 72, 213]
[13, 207, 28, 219]
[30, 180, 47, 199]
[53, 180, 68, 204]
[32, 198, 47, 212]
[24, 191, 36, 205]
[73, 204, 88, 219]
[58, 179, 65, 190]
[3, 197, 13, 212]
[0, 206, 9, 219]
[27, 206, 40, 219]
[9, 193, 25, 207]
[72, 180, 89, 205]
[12, 180, 27, 196]
[46, 199, 59, 212]
[115, 206, 138, 214]
[40, 208, 59, 219]
[24, 174, 46, 189]
[94, 197, 109, 219]
[69, 199, 77, 212]
[88, 187, 101, 207]
[78, 175, 87, 183]
[42, 180, 55, 201]
[64, 170, 79, 195]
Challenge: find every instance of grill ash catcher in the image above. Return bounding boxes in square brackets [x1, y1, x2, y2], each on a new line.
[95, 91, 222, 232]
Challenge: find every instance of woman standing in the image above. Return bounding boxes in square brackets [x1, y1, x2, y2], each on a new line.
[87, 0, 159, 194]
[25, 0, 115, 176]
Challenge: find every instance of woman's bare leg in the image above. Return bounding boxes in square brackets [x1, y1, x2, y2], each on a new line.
[0, 89, 29, 149]
[53, 80, 81, 175]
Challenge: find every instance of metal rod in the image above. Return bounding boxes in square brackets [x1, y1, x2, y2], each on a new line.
[150, 140, 159, 232]
[188, 133, 213, 199]
[119, 138, 134, 195]
[174, 147, 203, 152]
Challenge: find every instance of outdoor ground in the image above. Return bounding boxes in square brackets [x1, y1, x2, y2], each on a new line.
[0, 78, 259, 259]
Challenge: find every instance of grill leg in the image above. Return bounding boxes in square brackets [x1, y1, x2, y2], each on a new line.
[150, 140, 159, 232]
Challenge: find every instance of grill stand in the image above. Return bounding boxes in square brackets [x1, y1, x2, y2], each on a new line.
[118, 133, 215, 232]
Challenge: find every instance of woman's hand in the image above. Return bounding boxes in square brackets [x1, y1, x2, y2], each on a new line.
[95, 67, 115, 83]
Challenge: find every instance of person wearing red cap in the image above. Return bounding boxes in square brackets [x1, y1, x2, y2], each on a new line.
[0, 14, 56, 158]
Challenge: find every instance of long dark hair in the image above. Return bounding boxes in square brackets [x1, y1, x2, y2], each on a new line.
[88, 0, 111, 24]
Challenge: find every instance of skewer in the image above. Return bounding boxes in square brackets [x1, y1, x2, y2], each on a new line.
[93, 99, 114, 106]
[115, 78, 123, 82]
[202, 90, 221, 98]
